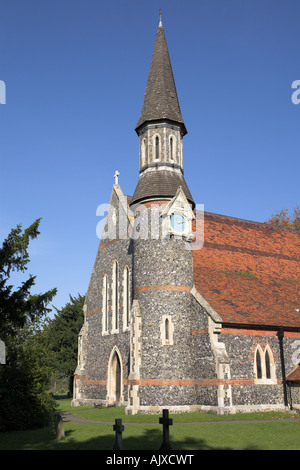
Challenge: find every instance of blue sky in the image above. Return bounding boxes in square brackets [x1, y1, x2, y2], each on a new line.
[0, 0, 299, 316]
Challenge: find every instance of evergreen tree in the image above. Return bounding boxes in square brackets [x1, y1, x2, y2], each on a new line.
[45, 294, 85, 396]
[0, 219, 57, 430]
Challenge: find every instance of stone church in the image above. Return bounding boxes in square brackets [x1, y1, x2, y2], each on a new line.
[73, 18, 300, 414]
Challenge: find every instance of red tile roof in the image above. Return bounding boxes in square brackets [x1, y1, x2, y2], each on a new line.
[192, 211, 300, 329]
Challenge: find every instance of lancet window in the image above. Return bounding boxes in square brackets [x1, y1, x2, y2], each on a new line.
[102, 275, 108, 333]
[112, 261, 119, 331]
[123, 266, 130, 330]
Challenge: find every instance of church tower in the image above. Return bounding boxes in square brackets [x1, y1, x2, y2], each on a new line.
[130, 16, 194, 208]
[126, 17, 198, 414]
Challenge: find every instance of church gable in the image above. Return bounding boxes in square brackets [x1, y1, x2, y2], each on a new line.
[161, 186, 195, 241]
[84, 181, 133, 321]
[99, 183, 134, 248]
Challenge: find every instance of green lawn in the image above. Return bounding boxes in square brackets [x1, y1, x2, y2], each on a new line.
[0, 399, 299, 450]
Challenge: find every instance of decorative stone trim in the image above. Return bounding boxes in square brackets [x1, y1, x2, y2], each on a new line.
[207, 316, 232, 412]
[190, 286, 223, 323]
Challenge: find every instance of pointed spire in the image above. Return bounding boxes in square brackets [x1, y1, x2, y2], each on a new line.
[131, 19, 194, 209]
[135, 20, 187, 136]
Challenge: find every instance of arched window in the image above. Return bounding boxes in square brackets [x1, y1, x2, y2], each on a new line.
[102, 275, 108, 333]
[264, 345, 276, 381]
[123, 266, 130, 329]
[155, 136, 160, 161]
[254, 344, 276, 382]
[179, 137, 183, 166]
[169, 135, 176, 162]
[112, 261, 119, 331]
[141, 139, 146, 167]
[265, 349, 271, 379]
[256, 348, 262, 379]
[165, 318, 169, 341]
[160, 315, 174, 345]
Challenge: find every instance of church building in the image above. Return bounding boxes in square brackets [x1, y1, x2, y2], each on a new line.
[73, 18, 300, 414]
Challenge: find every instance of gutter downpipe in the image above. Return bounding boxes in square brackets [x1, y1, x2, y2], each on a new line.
[276, 328, 289, 409]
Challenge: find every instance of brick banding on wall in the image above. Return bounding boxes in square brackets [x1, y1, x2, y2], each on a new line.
[222, 327, 300, 338]
[134, 285, 192, 294]
[86, 308, 102, 317]
[75, 374, 284, 387]
[192, 329, 209, 335]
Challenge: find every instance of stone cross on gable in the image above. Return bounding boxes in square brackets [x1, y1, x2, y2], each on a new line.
[114, 170, 119, 185]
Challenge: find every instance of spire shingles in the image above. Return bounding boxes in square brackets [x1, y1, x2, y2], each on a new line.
[135, 23, 187, 136]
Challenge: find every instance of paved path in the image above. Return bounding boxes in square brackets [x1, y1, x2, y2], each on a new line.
[61, 411, 300, 426]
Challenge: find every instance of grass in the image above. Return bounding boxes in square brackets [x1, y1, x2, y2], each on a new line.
[66, 404, 297, 424]
[1, 398, 299, 450]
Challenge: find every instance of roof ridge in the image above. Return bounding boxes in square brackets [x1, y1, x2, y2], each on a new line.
[196, 210, 300, 233]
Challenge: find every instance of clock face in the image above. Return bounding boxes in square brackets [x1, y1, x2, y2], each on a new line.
[170, 213, 186, 233]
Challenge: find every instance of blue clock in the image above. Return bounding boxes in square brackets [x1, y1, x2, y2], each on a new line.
[170, 213, 186, 233]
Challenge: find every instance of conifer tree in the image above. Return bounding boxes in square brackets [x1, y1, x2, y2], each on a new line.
[0, 219, 57, 430]
[45, 294, 85, 396]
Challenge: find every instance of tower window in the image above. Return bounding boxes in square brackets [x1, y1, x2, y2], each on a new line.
[155, 136, 160, 161]
[169, 136, 176, 162]
[141, 139, 146, 167]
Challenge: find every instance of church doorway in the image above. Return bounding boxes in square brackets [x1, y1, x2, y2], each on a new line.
[107, 347, 123, 405]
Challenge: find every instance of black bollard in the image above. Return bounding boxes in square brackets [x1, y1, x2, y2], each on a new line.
[159, 409, 173, 450]
[113, 418, 125, 450]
